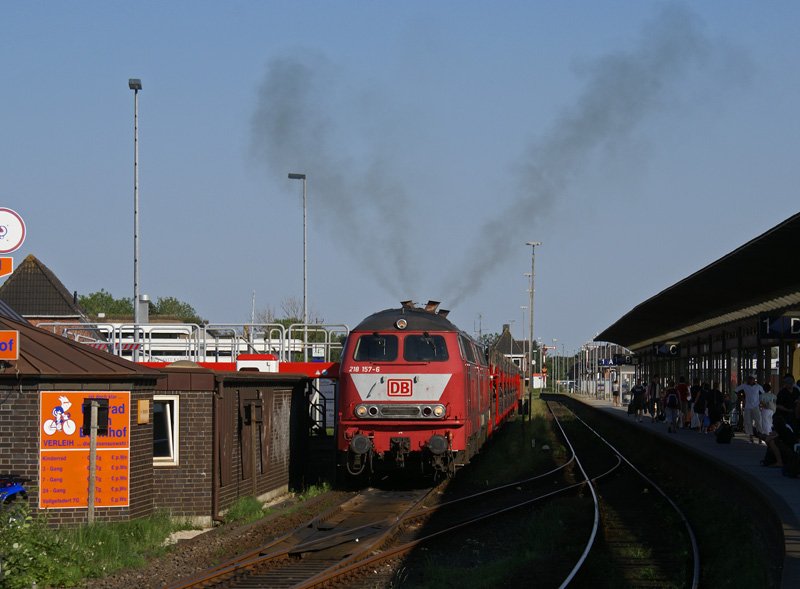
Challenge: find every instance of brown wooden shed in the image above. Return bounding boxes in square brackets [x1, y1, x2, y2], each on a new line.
[151, 364, 309, 524]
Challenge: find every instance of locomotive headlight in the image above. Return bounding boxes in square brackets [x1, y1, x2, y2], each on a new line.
[355, 404, 368, 418]
[395, 318, 408, 330]
[433, 404, 446, 418]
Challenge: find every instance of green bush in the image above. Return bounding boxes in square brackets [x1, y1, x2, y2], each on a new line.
[0, 504, 90, 589]
[0, 505, 193, 588]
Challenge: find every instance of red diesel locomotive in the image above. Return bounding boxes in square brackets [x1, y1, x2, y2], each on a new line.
[337, 301, 523, 478]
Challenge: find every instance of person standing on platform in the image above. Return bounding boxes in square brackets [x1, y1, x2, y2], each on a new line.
[776, 375, 800, 430]
[764, 375, 800, 467]
[691, 381, 707, 432]
[735, 374, 765, 443]
[646, 375, 660, 423]
[631, 378, 646, 422]
[689, 378, 702, 429]
[676, 376, 691, 429]
[664, 379, 680, 433]
[707, 380, 725, 432]
[759, 383, 777, 439]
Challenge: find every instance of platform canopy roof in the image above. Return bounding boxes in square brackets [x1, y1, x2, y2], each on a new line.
[596, 211, 800, 350]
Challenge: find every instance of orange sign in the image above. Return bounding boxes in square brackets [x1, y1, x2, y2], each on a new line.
[0, 330, 18, 360]
[39, 391, 130, 509]
[0, 257, 12, 278]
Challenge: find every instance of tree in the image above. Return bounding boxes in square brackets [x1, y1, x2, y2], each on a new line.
[78, 289, 133, 317]
[254, 296, 324, 328]
[78, 290, 204, 324]
[253, 297, 330, 361]
[152, 297, 205, 324]
[479, 332, 501, 348]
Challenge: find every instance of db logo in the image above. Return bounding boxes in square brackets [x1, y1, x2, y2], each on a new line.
[387, 379, 413, 396]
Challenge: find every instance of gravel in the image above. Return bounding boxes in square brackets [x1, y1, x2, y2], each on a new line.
[81, 491, 350, 589]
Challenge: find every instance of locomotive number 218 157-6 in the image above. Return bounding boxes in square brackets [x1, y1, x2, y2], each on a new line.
[348, 366, 381, 373]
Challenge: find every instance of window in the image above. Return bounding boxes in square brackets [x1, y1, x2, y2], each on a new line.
[475, 344, 488, 367]
[353, 334, 398, 362]
[459, 334, 476, 364]
[153, 395, 179, 466]
[404, 334, 449, 362]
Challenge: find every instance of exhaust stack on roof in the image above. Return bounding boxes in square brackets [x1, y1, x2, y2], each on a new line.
[424, 300, 440, 314]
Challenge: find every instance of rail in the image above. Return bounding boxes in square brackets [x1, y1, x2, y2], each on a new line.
[37, 321, 348, 364]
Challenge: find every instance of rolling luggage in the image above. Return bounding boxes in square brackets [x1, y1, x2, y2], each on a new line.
[715, 421, 733, 443]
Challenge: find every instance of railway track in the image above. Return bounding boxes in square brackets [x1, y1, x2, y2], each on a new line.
[546, 400, 700, 589]
[166, 486, 434, 589]
[170, 400, 699, 588]
[170, 455, 582, 588]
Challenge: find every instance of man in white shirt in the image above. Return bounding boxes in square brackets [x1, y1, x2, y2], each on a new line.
[735, 374, 765, 443]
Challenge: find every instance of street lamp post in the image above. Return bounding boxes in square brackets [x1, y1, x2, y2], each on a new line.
[521, 305, 527, 386]
[523, 272, 532, 379]
[526, 242, 541, 408]
[128, 78, 142, 361]
[552, 338, 558, 392]
[288, 173, 308, 362]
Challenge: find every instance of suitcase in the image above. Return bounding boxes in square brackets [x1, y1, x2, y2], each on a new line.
[715, 422, 733, 443]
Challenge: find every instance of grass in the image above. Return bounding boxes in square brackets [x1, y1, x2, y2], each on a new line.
[397, 400, 591, 587]
[403, 497, 593, 588]
[222, 495, 267, 524]
[224, 482, 332, 525]
[0, 505, 194, 589]
[445, 401, 562, 496]
[1, 482, 333, 589]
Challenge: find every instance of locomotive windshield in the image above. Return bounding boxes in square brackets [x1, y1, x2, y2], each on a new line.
[403, 334, 449, 362]
[353, 334, 398, 362]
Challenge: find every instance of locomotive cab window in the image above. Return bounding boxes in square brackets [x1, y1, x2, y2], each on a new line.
[404, 334, 449, 362]
[353, 334, 398, 362]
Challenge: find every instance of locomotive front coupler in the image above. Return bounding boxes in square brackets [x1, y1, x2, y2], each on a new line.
[390, 436, 411, 468]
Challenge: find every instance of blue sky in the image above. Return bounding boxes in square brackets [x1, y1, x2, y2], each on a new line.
[2, 1, 799, 354]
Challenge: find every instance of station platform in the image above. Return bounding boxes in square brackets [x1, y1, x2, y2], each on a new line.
[561, 393, 800, 588]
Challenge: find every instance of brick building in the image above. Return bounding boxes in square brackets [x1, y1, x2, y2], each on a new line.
[0, 314, 161, 526]
[0, 314, 309, 526]
[0, 257, 313, 526]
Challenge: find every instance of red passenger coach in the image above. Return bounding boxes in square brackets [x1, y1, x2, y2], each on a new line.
[337, 301, 523, 479]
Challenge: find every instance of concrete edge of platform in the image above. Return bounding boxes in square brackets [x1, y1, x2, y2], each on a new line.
[546, 392, 800, 589]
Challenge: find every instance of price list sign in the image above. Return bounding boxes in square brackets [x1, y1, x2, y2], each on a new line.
[39, 391, 131, 509]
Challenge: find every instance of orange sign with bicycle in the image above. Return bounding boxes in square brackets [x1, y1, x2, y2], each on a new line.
[39, 391, 130, 509]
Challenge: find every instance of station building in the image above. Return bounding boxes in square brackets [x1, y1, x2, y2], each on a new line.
[597, 211, 800, 392]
